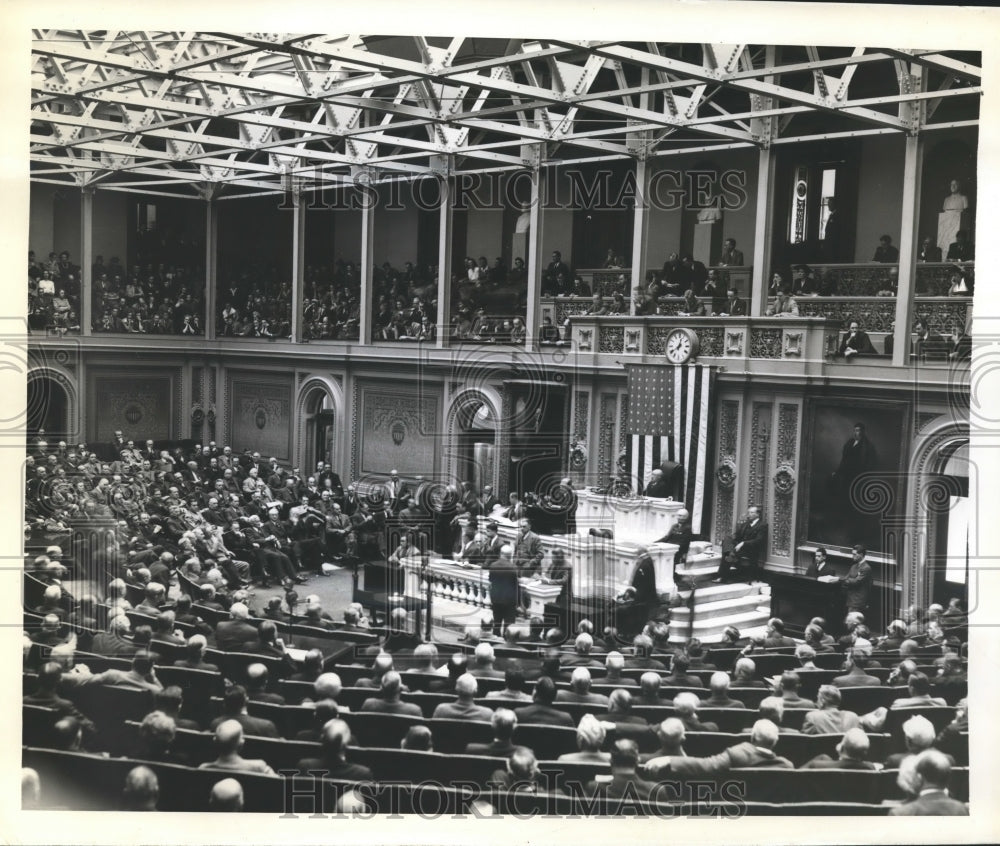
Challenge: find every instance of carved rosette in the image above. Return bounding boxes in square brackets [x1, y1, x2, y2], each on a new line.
[773, 462, 796, 494]
[716, 457, 737, 489]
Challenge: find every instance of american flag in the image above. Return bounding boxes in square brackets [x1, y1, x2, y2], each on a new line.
[624, 363, 716, 533]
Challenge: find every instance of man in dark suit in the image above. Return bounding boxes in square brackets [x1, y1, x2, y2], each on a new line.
[656, 509, 692, 586]
[384, 469, 410, 516]
[584, 739, 660, 802]
[873, 234, 900, 262]
[483, 543, 520, 637]
[359, 671, 423, 717]
[918, 236, 942, 262]
[208, 685, 279, 738]
[763, 618, 797, 649]
[888, 750, 969, 815]
[465, 708, 523, 757]
[715, 506, 767, 583]
[544, 251, 571, 289]
[805, 547, 835, 579]
[841, 544, 873, 614]
[832, 648, 882, 688]
[718, 238, 745, 267]
[295, 719, 374, 782]
[838, 321, 877, 358]
[718, 288, 746, 316]
[213, 602, 259, 652]
[946, 230, 974, 262]
[513, 676, 575, 727]
[480, 485, 500, 515]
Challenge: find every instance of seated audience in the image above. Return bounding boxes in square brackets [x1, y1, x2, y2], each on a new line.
[558, 714, 611, 763]
[198, 720, 275, 774]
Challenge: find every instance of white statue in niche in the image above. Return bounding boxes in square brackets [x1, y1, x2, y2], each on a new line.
[697, 193, 723, 223]
[937, 178, 970, 255]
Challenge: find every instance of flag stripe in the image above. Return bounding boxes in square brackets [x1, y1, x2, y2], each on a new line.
[624, 363, 716, 534]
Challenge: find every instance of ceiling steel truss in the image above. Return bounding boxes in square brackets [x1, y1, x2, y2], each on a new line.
[30, 32, 981, 197]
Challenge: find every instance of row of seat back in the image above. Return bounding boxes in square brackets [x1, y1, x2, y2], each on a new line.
[42, 671, 958, 755]
[24, 747, 961, 813]
[22, 746, 291, 812]
[114, 720, 886, 778]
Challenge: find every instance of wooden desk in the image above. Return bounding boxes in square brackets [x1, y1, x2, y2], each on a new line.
[768, 571, 846, 637]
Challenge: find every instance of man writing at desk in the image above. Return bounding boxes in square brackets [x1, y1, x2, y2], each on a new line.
[806, 547, 835, 579]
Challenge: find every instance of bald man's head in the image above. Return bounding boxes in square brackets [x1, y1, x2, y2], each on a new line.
[209, 778, 244, 811]
[314, 672, 342, 700]
[213, 719, 245, 754]
[455, 673, 478, 699]
[320, 719, 351, 759]
[122, 766, 159, 811]
[839, 728, 870, 761]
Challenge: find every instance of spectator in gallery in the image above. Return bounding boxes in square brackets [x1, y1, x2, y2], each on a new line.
[838, 320, 877, 358]
[918, 235, 943, 262]
[702, 270, 724, 312]
[609, 291, 628, 314]
[790, 264, 818, 297]
[679, 289, 706, 317]
[873, 234, 900, 263]
[718, 287, 746, 317]
[766, 288, 799, 316]
[585, 292, 608, 316]
[718, 237, 744, 266]
[946, 230, 974, 262]
[538, 315, 562, 345]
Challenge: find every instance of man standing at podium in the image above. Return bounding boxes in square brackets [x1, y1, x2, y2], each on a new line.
[512, 517, 544, 614]
[483, 544, 519, 637]
[617, 546, 659, 635]
[656, 508, 692, 587]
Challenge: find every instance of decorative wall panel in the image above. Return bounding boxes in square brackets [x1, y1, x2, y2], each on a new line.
[714, 399, 740, 539]
[91, 374, 174, 443]
[772, 402, 800, 557]
[229, 374, 293, 463]
[356, 382, 441, 478]
[598, 394, 617, 478]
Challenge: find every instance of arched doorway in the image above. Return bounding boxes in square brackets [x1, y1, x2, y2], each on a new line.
[303, 388, 335, 475]
[453, 396, 498, 493]
[27, 375, 69, 438]
[926, 440, 971, 610]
